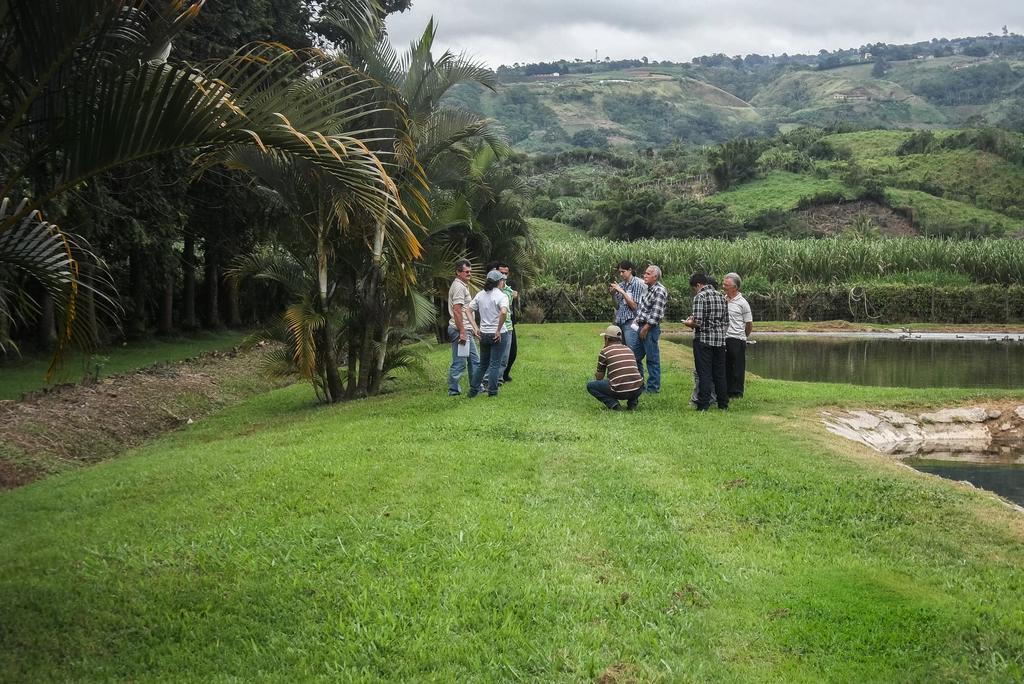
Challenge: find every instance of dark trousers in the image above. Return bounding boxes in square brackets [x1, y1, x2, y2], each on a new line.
[725, 337, 746, 397]
[694, 339, 728, 410]
[503, 328, 517, 380]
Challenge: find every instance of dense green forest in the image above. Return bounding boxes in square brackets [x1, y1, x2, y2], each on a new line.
[0, 0, 535, 402]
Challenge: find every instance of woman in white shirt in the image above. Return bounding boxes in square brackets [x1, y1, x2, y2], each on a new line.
[467, 270, 511, 397]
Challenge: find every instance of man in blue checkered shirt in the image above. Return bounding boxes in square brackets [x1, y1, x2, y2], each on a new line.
[609, 259, 647, 358]
[684, 272, 729, 410]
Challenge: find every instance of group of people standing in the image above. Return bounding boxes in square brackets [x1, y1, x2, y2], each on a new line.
[446, 259, 518, 398]
[444, 257, 754, 411]
[588, 261, 753, 411]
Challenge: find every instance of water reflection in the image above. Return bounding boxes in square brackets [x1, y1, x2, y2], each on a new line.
[746, 336, 1024, 388]
[906, 458, 1024, 506]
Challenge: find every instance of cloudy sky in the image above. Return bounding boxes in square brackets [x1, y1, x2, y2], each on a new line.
[385, 1, 1023, 68]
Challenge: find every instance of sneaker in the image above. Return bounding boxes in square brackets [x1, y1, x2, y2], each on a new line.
[626, 399, 638, 410]
[609, 403, 622, 411]
[502, 375, 512, 383]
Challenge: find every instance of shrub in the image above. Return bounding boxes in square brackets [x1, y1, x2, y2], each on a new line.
[526, 283, 1024, 324]
[529, 196, 560, 220]
[707, 138, 762, 190]
[897, 130, 936, 155]
[654, 198, 744, 239]
[570, 129, 609, 149]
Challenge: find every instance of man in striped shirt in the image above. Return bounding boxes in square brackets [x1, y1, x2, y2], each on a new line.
[587, 325, 645, 411]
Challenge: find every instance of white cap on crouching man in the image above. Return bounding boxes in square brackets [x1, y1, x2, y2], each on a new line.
[600, 325, 622, 340]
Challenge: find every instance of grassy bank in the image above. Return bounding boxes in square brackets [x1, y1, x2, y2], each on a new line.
[1, 324, 1023, 680]
[0, 331, 249, 401]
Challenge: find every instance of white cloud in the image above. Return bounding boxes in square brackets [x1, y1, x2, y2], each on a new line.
[385, 1, 1023, 68]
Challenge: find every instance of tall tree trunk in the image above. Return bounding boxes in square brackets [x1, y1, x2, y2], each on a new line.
[344, 285, 359, 400]
[434, 295, 447, 343]
[369, 322, 390, 395]
[0, 281, 10, 346]
[227, 277, 242, 328]
[128, 247, 147, 339]
[181, 232, 197, 330]
[38, 292, 57, 351]
[357, 222, 385, 397]
[159, 271, 174, 335]
[80, 262, 99, 346]
[315, 238, 343, 402]
[320, 319, 344, 403]
[205, 253, 220, 329]
[344, 329, 359, 400]
[356, 325, 374, 397]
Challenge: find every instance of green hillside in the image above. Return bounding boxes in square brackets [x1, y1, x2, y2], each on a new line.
[467, 52, 1024, 153]
[709, 171, 854, 222]
[751, 68, 950, 127]
[456, 69, 767, 151]
[826, 133, 1024, 213]
[520, 127, 1024, 239]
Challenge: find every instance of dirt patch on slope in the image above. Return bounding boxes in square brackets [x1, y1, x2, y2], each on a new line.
[0, 345, 289, 489]
[795, 200, 918, 237]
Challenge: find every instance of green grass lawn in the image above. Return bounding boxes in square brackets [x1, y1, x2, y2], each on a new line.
[0, 331, 249, 401]
[2, 324, 1023, 680]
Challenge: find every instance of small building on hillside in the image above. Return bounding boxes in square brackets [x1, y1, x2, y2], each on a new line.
[833, 87, 871, 101]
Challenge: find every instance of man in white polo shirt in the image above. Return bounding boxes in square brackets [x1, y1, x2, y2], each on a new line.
[723, 272, 753, 398]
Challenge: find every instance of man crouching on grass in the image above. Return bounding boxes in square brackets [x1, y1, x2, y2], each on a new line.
[587, 325, 645, 411]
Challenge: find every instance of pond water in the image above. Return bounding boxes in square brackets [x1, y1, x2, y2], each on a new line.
[905, 448, 1024, 507]
[745, 335, 1024, 388]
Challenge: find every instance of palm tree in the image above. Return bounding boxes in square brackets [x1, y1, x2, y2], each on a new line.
[346, 20, 507, 394]
[216, 139, 424, 403]
[420, 143, 537, 340]
[0, 0, 408, 372]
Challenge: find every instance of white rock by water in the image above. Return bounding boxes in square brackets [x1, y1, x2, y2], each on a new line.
[919, 407, 990, 424]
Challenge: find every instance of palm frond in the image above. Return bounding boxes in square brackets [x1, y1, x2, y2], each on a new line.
[283, 298, 324, 382]
[0, 196, 121, 373]
[315, 0, 382, 49]
[420, 110, 509, 175]
[0, 0, 203, 152]
[228, 247, 313, 299]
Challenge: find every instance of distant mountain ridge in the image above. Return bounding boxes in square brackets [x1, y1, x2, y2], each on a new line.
[447, 33, 1024, 152]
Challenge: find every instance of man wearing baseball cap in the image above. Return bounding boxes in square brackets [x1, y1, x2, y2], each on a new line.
[586, 325, 645, 410]
[467, 269, 511, 397]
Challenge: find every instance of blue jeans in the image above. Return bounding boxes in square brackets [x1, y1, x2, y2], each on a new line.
[636, 324, 661, 392]
[447, 325, 479, 395]
[471, 332, 511, 397]
[587, 379, 643, 409]
[618, 321, 641, 359]
[500, 328, 514, 377]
